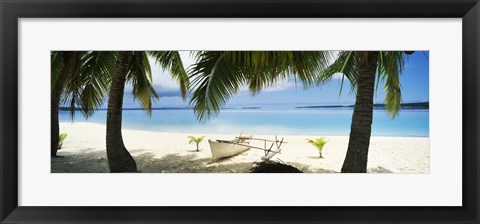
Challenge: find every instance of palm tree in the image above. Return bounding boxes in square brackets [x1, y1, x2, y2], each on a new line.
[106, 51, 188, 172]
[188, 51, 333, 121]
[50, 51, 116, 157]
[319, 51, 412, 173]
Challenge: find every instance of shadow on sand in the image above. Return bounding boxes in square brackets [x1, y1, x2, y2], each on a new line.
[52, 149, 337, 173]
[52, 149, 253, 173]
[51, 148, 110, 173]
[135, 152, 253, 173]
[367, 166, 394, 173]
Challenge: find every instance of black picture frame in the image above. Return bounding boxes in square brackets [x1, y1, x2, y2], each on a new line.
[1, 0, 479, 223]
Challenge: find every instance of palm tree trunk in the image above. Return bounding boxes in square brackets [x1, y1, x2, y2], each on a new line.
[341, 51, 379, 173]
[106, 51, 137, 172]
[51, 51, 74, 157]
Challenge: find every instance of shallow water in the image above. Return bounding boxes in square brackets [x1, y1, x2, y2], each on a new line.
[60, 107, 429, 137]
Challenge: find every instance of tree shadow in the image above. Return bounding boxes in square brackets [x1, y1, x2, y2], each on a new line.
[287, 161, 337, 173]
[52, 149, 253, 173]
[52, 149, 336, 173]
[135, 152, 253, 173]
[51, 148, 109, 173]
[368, 166, 394, 173]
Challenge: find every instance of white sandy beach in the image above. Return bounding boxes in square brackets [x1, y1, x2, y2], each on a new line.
[52, 122, 430, 173]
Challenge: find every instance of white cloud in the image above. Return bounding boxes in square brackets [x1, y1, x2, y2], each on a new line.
[236, 78, 298, 95]
[263, 79, 297, 92]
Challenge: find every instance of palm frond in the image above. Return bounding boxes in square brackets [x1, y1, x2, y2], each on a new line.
[377, 51, 406, 118]
[189, 51, 334, 122]
[317, 51, 358, 96]
[60, 51, 87, 121]
[60, 51, 117, 120]
[289, 51, 334, 88]
[77, 51, 117, 118]
[149, 51, 190, 100]
[239, 51, 333, 94]
[189, 51, 246, 122]
[127, 51, 158, 116]
[228, 51, 289, 95]
[375, 51, 385, 97]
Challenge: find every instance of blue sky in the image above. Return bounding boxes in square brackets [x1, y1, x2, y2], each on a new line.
[122, 51, 429, 108]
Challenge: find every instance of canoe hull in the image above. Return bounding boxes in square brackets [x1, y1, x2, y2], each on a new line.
[209, 140, 250, 159]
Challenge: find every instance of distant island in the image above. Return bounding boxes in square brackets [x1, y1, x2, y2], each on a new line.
[241, 107, 261, 109]
[296, 102, 429, 109]
[59, 107, 192, 111]
[60, 102, 428, 111]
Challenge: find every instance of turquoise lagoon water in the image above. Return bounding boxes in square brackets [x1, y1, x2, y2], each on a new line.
[59, 107, 429, 137]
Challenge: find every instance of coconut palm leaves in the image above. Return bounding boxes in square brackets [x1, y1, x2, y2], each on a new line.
[317, 51, 359, 96]
[377, 51, 405, 117]
[189, 51, 246, 122]
[78, 51, 117, 117]
[319, 51, 407, 118]
[189, 51, 333, 122]
[126, 51, 158, 115]
[149, 51, 189, 100]
[51, 51, 116, 119]
[125, 51, 189, 114]
[61, 51, 117, 119]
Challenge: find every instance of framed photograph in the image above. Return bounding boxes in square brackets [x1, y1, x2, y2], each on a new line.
[1, 0, 479, 223]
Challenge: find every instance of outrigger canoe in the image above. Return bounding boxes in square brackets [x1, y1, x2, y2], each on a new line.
[209, 134, 286, 160]
[208, 139, 250, 159]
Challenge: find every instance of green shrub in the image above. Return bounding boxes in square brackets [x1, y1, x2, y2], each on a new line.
[58, 133, 68, 149]
[306, 137, 328, 158]
[188, 135, 206, 152]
